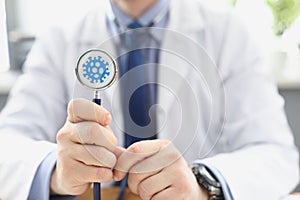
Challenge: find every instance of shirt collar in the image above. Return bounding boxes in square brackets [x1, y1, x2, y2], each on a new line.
[110, 0, 170, 27]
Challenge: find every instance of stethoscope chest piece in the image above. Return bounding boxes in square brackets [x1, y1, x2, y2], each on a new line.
[76, 49, 117, 91]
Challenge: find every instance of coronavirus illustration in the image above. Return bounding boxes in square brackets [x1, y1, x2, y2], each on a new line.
[82, 56, 110, 83]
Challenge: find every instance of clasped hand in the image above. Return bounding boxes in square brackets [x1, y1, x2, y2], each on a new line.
[51, 99, 208, 200]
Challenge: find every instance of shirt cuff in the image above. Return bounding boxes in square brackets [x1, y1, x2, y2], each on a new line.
[192, 160, 234, 200]
[28, 149, 57, 200]
[28, 149, 77, 200]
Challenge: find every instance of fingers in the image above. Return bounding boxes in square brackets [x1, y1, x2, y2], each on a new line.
[67, 98, 112, 125]
[67, 159, 114, 183]
[151, 182, 198, 200]
[127, 157, 183, 196]
[151, 187, 175, 200]
[52, 155, 114, 195]
[127, 170, 164, 196]
[114, 146, 126, 158]
[134, 171, 172, 199]
[129, 142, 181, 174]
[114, 140, 178, 181]
[71, 143, 117, 168]
[114, 140, 168, 181]
[76, 162, 114, 183]
[58, 121, 118, 151]
[133, 163, 195, 200]
[53, 98, 121, 195]
[57, 121, 119, 170]
[112, 139, 200, 200]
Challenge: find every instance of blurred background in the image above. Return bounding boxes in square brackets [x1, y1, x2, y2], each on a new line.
[0, 0, 300, 191]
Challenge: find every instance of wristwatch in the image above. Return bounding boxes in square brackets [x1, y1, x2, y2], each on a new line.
[191, 163, 224, 200]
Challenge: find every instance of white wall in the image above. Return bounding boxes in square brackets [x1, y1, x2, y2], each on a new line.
[14, 0, 101, 35]
[0, 0, 10, 72]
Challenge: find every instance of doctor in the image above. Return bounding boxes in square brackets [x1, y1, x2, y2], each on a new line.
[0, 0, 299, 199]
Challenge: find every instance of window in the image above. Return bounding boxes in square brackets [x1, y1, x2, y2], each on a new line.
[0, 0, 10, 72]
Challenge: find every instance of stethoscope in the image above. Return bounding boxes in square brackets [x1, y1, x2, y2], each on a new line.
[75, 49, 117, 200]
[75, 1, 169, 199]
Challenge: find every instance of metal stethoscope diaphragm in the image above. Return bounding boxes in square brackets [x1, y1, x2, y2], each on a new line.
[76, 49, 118, 92]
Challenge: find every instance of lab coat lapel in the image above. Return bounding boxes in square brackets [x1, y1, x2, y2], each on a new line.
[158, 0, 205, 117]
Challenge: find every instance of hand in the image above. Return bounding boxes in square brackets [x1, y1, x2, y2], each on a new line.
[51, 98, 121, 195]
[114, 140, 209, 200]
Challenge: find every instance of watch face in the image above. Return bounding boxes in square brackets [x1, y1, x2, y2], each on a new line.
[198, 166, 221, 188]
[191, 164, 223, 198]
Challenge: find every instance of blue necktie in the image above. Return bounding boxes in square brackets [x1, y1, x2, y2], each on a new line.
[117, 21, 158, 200]
[119, 21, 158, 147]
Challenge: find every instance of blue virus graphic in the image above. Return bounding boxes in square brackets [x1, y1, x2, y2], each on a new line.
[82, 56, 110, 83]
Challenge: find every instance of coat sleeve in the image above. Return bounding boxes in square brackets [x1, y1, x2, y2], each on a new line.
[0, 26, 68, 199]
[200, 9, 300, 200]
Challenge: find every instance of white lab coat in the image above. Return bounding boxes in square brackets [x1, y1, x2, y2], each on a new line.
[0, 0, 299, 199]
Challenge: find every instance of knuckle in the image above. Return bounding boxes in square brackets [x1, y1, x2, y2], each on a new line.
[96, 167, 113, 182]
[156, 139, 172, 150]
[69, 129, 78, 141]
[161, 139, 171, 146]
[138, 181, 151, 199]
[57, 121, 73, 143]
[105, 153, 117, 168]
[68, 99, 85, 122]
[96, 167, 105, 180]
[67, 100, 74, 114]
[56, 127, 70, 143]
[128, 143, 141, 153]
[168, 152, 182, 165]
[127, 174, 138, 193]
[128, 182, 136, 194]
[135, 173, 145, 183]
[103, 128, 118, 147]
[98, 108, 108, 123]
[70, 184, 89, 196]
[96, 148, 117, 168]
[67, 99, 77, 118]
[128, 173, 140, 183]
[89, 123, 101, 137]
